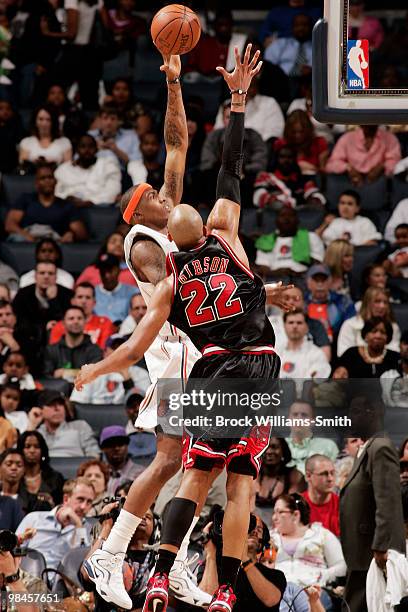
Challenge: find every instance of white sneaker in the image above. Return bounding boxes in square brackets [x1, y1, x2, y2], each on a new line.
[83, 548, 133, 610]
[169, 553, 212, 607]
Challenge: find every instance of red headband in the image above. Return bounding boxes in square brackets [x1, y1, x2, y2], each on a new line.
[122, 183, 152, 224]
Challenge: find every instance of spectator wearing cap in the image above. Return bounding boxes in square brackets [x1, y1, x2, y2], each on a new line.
[94, 254, 139, 323]
[49, 282, 115, 349]
[118, 293, 147, 337]
[304, 264, 356, 342]
[279, 310, 331, 381]
[43, 306, 102, 381]
[70, 335, 134, 405]
[255, 207, 324, 281]
[302, 454, 340, 537]
[100, 426, 145, 496]
[37, 390, 99, 458]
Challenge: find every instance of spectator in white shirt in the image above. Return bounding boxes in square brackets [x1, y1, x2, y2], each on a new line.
[385, 198, 408, 243]
[320, 190, 381, 246]
[279, 310, 331, 381]
[55, 134, 121, 207]
[118, 293, 147, 337]
[19, 106, 72, 166]
[89, 105, 141, 171]
[0, 379, 42, 433]
[213, 76, 284, 142]
[384, 223, 408, 279]
[19, 238, 74, 290]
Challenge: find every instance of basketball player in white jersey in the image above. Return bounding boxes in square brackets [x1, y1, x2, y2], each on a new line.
[82, 53, 211, 610]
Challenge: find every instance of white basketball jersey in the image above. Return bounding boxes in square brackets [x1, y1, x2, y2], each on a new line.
[124, 224, 180, 339]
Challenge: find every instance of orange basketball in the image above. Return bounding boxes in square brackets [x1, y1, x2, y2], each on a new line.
[151, 4, 201, 56]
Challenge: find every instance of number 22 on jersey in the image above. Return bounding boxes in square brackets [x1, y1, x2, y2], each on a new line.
[180, 273, 243, 327]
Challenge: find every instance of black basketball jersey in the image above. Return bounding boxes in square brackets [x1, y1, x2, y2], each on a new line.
[166, 234, 275, 352]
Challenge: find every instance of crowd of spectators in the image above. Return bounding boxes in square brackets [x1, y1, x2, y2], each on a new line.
[0, 1, 407, 611]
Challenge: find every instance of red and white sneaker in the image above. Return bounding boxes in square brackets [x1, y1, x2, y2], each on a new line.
[142, 573, 169, 612]
[208, 585, 237, 612]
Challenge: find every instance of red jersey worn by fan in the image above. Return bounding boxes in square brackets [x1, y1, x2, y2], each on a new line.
[302, 489, 340, 537]
[49, 315, 115, 349]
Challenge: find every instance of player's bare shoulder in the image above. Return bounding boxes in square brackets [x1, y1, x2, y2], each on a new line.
[130, 238, 167, 285]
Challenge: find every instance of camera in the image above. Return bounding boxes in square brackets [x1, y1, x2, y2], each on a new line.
[0, 530, 26, 557]
[203, 511, 257, 549]
[96, 496, 125, 524]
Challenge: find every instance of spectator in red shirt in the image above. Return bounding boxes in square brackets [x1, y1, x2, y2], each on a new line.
[76, 231, 137, 287]
[49, 282, 115, 349]
[302, 454, 340, 537]
[275, 110, 328, 176]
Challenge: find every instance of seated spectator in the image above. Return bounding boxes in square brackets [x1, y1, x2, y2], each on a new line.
[105, 0, 146, 51]
[0, 98, 25, 173]
[0, 261, 18, 298]
[100, 426, 145, 496]
[337, 287, 400, 357]
[19, 238, 74, 290]
[124, 393, 157, 460]
[213, 76, 285, 142]
[5, 161, 87, 242]
[17, 430, 64, 505]
[81, 500, 157, 609]
[16, 477, 95, 569]
[243, 38, 292, 105]
[0, 351, 36, 392]
[13, 262, 72, 375]
[102, 334, 150, 394]
[348, 0, 384, 51]
[324, 239, 354, 296]
[50, 282, 115, 349]
[337, 317, 400, 378]
[0, 494, 24, 530]
[256, 437, 305, 513]
[268, 285, 331, 359]
[134, 110, 154, 141]
[185, 9, 246, 77]
[254, 145, 326, 210]
[0, 449, 53, 514]
[303, 454, 339, 537]
[200, 101, 267, 206]
[18, 105, 72, 166]
[381, 331, 408, 408]
[89, 105, 141, 170]
[274, 111, 328, 176]
[0, 286, 10, 301]
[119, 293, 147, 336]
[384, 223, 408, 279]
[36, 390, 99, 457]
[264, 14, 313, 77]
[44, 306, 103, 381]
[320, 190, 381, 246]
[100, 79, 139, 130]
[271, 494, 346, 605]
[259, 0, 321, 44]
[125, 392, 145, 435]
[305, 264, 356, 342]
[76, 231, 137, 287]
[354, 263, 389, 312]
[94, 254, 139, 323]
[55, 134, 121, 207]
[76, 459, 109, 516]
[285, 401, 339, 473]
[255, 208, 324, 280]
[70, 334, 132, 404]
[326, 125, 401, 183]
[279, 310, 331, 382]
[385, 198, 408, 243]
[0, 300, 21, 370]
[45, 84, 73, 133]
[0, 379, 42, 433]
[199, 513, 286, 611]
[335, 437, 363, 492]
[127, 131, 164, 190]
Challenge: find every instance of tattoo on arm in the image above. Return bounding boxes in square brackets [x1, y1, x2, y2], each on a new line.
[130, 239, 167, 286]
[164, 85, 186, 150]
[162, 168, 183, 202]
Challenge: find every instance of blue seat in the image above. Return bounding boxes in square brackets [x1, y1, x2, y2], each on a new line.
[37, 377, 73, 396]
[81, 206, 120, 241]
[350, 244, 385, 300]
[297, 207, 325, 231]
[20, 548, 47, 580]
[365, 210, 390, 234]
[240, 208, 260, 237]
[326, 174, 352, 211]
[51, 546, 91, 596]
[73, 403, 127, 436]
[326, 174, 388, 211]
[49, 456, 90, 480]
[392, 302, 408, 334]
[391, 176, 408, 209]
[0, 242, 36, 274]
[60, 244, 100, 275]
[2, 174, 35, 207]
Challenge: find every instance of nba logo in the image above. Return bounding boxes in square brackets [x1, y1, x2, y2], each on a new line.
[347, 40, 369, 89]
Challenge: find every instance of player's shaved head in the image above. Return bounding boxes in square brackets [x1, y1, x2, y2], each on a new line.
[168, 205, 204, 249]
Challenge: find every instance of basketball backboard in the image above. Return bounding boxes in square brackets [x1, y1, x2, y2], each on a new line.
[312, 0, 408, 124]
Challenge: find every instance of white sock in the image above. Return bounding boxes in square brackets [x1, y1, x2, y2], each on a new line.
[175, 515, 199, 563]
[103, 509, 142, 555]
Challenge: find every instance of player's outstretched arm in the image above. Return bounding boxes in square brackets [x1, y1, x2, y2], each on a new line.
[265, 282, 297, 311]
[74, 278, 174, 390]
[207, 44, 262, 244]
[159, 54, 188, 206]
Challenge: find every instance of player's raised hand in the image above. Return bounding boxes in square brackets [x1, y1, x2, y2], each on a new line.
[216, 44, 262, 93]
[265, 282, 297, 312]
[75, 363, 99, 391]
[160, 54, 181, 81]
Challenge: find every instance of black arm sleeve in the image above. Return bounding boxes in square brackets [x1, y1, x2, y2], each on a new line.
[216, 111, 245, 206]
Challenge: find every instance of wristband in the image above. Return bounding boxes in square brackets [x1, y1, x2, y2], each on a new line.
[167, 77, 181, 85]
[5, 571, 20, 584]
[230, 88, 247, 95]
[241, 559, 255, 572]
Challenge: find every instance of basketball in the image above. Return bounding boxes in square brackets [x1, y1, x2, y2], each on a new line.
[151, 4, 201, 56]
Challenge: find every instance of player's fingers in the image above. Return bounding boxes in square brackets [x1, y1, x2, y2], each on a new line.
[251, 61, 263, 76]
[249, 49, 261, 69]
[216, 66, 229, 79]
[234, 45, 242, 66]
[243, 43, 252, 66]
[160, 65, 166, 72]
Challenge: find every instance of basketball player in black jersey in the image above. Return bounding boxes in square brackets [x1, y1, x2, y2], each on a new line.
[76, 46, 291, 612]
